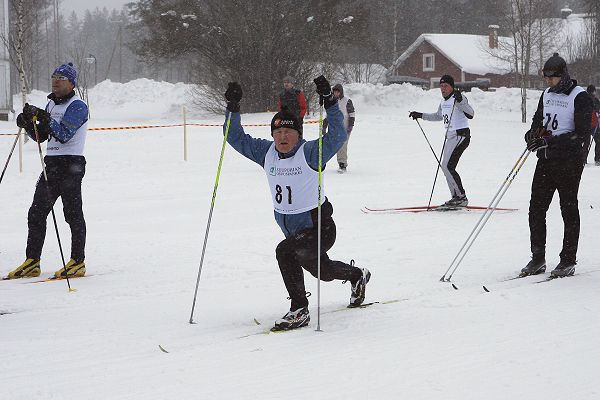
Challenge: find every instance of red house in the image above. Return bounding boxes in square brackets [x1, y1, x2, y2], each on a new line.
[387, 29, 527, 89]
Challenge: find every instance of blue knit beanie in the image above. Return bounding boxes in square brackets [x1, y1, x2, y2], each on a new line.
[53, 62, 77, 86]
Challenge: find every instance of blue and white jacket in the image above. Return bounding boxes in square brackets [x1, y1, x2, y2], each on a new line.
[224, 102, 346, 238]
[26, 91, 89, 156]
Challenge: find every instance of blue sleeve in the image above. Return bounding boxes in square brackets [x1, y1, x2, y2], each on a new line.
[304, 103, 347, 169]
[47, 100, 89, 144]
[224, 111, 273, 167]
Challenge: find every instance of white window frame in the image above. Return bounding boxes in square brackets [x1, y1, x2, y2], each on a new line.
[423, 53, 435, 71]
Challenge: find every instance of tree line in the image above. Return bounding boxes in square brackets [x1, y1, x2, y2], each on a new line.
[3, 0, 597, 116]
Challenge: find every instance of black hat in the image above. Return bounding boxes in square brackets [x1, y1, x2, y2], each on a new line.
[587, 85, 596, 94]
[543, 53, 567, 77]
[271, 107, 302, 136]
[439, 75, 455, 87]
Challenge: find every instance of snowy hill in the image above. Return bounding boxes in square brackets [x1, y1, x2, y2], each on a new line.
[1, 80, 599, 399]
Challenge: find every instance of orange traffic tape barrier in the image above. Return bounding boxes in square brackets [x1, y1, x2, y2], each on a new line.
[0, 119, 320, 136]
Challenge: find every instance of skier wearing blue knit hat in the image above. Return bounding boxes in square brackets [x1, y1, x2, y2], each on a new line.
[4, 63, 90, 280]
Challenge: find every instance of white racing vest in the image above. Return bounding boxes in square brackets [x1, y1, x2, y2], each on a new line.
[338, 96, 350, 131]
[263, 142, 325, 214]
[45, 94, 88, 156]
[441, 96, 469, 133]
[542, 86, 585, 137]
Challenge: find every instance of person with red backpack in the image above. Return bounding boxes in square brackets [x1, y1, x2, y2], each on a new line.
[277, 76, 307, 122]
[584, 85, 600, 165]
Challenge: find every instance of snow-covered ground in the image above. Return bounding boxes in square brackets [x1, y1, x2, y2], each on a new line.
[1, 80, 599, 400]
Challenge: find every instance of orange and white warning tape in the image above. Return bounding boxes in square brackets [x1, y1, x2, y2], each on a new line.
[0, 119, 319, 136]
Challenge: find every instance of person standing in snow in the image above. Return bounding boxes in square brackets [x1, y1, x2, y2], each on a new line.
[409, 75, 474, 208]
[5, 63, 88, 280]
[277, 76, 307, 122]
[583, 85, 600, 165]
[520, 53, 592, 278]
[223, 76, 370, 331]
[322, 83, 356, 173]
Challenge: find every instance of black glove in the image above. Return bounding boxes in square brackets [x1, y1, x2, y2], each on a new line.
[527, 137, 549, 152]
[16, 113, 33, 130]
[453, 90, 463, 103]
[313, 75, 336, 108]
[409, 111, 423, 120]
[23, 103, 51, 125]
[524, 127, 551, 143]
[225, 82, 242, 112]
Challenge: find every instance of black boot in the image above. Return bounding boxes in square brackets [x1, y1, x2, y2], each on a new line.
[550, 260, 576, 278]
[520, 255, 546, 277]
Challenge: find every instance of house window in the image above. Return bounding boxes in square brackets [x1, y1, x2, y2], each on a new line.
[423, 54, 435, 71]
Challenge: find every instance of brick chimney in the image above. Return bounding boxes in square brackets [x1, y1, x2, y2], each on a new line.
[488, 25, 499, 49]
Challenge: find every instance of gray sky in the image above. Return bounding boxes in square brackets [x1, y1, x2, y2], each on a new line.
[60, 0, 131, 16]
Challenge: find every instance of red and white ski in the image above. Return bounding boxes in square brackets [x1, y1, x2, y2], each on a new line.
[361, 205, 518, 214]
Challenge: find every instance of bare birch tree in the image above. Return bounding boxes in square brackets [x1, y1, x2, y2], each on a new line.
[484, 0, 559, 122]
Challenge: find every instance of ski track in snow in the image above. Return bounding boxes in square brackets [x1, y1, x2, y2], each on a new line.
[1, 82, 599, 399]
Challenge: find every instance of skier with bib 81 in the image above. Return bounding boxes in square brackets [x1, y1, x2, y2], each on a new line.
[409, 75, 474, 208]
[520, 53, 592, 278]
[222, 76, 370, 331]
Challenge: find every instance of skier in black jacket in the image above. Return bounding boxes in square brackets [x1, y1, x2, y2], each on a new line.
[520, 53, 592, 278]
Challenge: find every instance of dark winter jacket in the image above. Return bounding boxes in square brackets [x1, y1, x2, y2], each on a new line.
[591, 94, 600, 127]
[224, 101, 346, 238]
[529, 80, 592, 160]
[277, 89, 307, 120]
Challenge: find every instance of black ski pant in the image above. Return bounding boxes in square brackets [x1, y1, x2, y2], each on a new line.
[26, 155, 86, 262]
[593, 127, 600, 162]
[276, 217, 362, 311]
[583, 126, 600, 163]
[529, 157, 583, 263]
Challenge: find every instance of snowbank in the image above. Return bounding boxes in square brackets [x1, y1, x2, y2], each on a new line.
[13, 79, 547, 124]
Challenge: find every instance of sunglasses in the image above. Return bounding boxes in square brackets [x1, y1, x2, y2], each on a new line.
[51, 74, 69, 81]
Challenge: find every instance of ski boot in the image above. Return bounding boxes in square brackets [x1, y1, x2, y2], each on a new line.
[53, 259, 86, 279]
[349, 265, 371, 307]
[5, 258, 41, 279]
[520, 255, 546, 277]
[439, 195, 468, 210]
[550, 260, 576, 278]
[272, 307, 310, 331]
[338, 163, 347, 174]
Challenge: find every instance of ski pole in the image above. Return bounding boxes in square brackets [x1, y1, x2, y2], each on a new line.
[316, 96, 324, 332]
[31, 117, 74, 292]
[0, 128, 23, 186]
[441, 148, 530, 282]
[426, 100, 456, 210]
[189, 112, 232, 324]
[415, 119, 442, 167]
[440, 147, 528, 281]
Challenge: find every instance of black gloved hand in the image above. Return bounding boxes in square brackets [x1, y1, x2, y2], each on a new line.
[409, 111, 423, 120]
[23, 103, 51, 125]
[453, 90, 463, 102]
[527, 137, 549, 152]
[225, 82, 242, 112]
[313, 75, 336, 108]
[524, 127, 551, 143]
[16, 113, 33, 129]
